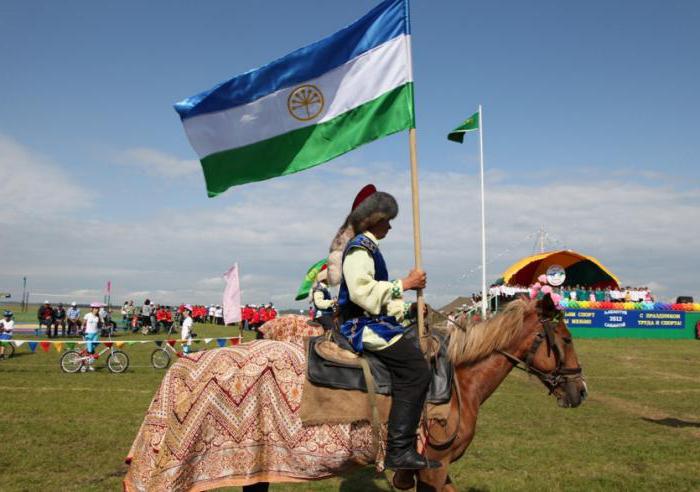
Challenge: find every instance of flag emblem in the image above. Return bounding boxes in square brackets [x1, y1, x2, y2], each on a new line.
[287, 84, 325, 121]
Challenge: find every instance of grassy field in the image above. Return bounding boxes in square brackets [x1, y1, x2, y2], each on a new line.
[1, 310, 699, 491]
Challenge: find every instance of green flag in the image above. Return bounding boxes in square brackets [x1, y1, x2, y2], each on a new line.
[295, 258, 327, 301]
[447, 111, 479, 143]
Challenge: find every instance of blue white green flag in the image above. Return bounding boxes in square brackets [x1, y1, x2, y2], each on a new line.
[175, 0, 414, 197]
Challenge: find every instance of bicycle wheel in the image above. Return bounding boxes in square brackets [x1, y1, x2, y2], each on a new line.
[107, 350, 129, 373]
[60, 350, 84, 373]
[150, 348, 171, 369]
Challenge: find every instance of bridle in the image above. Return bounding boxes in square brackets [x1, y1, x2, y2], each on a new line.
[497, 315, 583, 394]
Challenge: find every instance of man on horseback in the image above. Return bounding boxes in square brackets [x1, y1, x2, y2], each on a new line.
[328, 184, 440, 471]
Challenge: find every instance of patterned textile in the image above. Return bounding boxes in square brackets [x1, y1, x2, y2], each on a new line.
[124, 340, 382, 491]
[258, 314, 324, 347]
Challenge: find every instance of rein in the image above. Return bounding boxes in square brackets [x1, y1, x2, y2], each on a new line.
[497, 317, 583, 393]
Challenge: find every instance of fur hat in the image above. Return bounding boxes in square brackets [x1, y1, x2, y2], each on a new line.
[327, 184, 398, 286]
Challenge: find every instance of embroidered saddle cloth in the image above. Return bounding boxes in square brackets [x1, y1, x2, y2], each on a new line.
[306, 324, 453, 404]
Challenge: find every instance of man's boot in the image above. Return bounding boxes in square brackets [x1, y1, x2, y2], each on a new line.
[384, 399, 441, 470]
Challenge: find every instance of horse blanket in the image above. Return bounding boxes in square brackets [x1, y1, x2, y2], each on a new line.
[124, 340, 384, 491]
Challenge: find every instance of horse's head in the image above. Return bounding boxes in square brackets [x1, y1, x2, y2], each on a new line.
[512, 294, 588, 408]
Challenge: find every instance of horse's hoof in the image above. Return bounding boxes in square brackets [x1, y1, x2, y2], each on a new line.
[392, 470, 416, 490]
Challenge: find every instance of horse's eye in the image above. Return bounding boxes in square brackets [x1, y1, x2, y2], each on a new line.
[562, 336, 572, 344]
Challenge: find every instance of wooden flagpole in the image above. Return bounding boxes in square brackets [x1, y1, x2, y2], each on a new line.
[408, 128, 426, 340]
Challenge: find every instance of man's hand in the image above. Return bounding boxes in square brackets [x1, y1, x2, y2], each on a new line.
[402, 269, 427, 291]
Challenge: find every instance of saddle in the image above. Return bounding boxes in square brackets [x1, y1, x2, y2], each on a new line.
[306, 324, 453, 404]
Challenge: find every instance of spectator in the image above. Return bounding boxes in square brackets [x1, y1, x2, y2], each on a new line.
[53, 303, 67, 337]
[208, 304, 216, 324]
[156, 305, 172, 332]
[214, 305, 224, 325]
[123, 300, 135, 331]
[67, 302, 81, 336]
[141, 299, 157, 334]
[38, 301, 55, 337]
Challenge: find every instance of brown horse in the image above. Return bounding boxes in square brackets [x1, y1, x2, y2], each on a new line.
[124, 296, 586, 492]
[394, 293, 587, 491]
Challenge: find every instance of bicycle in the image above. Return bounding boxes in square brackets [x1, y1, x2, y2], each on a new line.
[150, 337, 198, 369]
[60, 338, 129, 373]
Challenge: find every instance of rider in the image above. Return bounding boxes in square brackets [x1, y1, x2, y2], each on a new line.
[0, 310, 14, 359]
[82, 303, 102, 371]
[328, 184, 440, 471]
[311, 267, 336, 331]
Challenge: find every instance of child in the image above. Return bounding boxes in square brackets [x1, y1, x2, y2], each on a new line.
[82, 302, 102, 371]
[0, 310, 14, 359]
[181, 304, 194, 354]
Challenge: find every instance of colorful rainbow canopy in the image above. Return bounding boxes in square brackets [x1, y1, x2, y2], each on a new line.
[501, 250, 620, 288]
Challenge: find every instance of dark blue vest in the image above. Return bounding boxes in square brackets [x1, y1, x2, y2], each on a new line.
[337, 234, 388, 322]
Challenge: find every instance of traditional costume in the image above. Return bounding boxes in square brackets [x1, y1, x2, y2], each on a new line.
[328, 184, 440, 471]
[311, 269, 336, 331]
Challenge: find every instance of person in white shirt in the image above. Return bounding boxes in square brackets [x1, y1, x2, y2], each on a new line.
[82, 303, 102, 371]
[214, 305, 224, 325]
[0, 310, 14, 359]
[208, 305, 216, 324]
[181, 305, 194, 354]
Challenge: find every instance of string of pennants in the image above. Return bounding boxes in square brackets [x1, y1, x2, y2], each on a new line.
[0, 336, 243, 353]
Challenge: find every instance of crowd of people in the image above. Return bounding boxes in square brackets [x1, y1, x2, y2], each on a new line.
[36, 300, 115, 338]
[241, 304, 278, 330]
[487, 283, 655, 305]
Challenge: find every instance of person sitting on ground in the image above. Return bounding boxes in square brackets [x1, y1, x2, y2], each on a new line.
[328, 184, 440, 471]
[67, 302, 81, 335]
[82, 303, 102, 371]
[38, 301, 55, 337]
[181, 305, 194, 354]
[0, 310, 14, 359]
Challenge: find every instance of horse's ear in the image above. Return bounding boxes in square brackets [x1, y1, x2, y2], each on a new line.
[539, 293, 557, 317]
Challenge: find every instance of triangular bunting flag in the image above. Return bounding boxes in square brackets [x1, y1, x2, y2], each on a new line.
[116, 341, 125, 349]
[193, 340, 201, 345]
[54, 342, 64, 352]
[127, 341, 138, 346]
[103, 342, 113, 348]
[204, 338, 212, 344]
[229, 338, 239, 346]
[216, 338, 226, 347]
[40, 341, 51, 352]
[13, 340, 25, 348]
[66, 342, 76, 350]
[166, 339, 176, 347]
[29, 341, 38, 352]
[154, 340, 163, 347]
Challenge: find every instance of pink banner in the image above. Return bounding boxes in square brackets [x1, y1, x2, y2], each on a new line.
[223, 263, 242, 324]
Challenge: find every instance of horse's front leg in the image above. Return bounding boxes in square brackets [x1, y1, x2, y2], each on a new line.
[416, 460, 450, 492]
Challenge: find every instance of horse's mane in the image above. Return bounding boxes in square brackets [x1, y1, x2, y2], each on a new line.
[445, 299, 532, 365]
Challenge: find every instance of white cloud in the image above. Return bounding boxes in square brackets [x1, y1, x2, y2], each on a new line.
[116, 147, 200, 178]
[1, 144, 698, 307]
[0, 134, 91, 223]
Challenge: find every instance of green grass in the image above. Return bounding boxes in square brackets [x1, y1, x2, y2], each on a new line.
[1, 325, 699, 491]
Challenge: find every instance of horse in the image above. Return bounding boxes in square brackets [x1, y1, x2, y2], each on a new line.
[123, 294, 586, 491]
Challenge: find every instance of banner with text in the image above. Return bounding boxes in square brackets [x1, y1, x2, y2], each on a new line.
[564, 309, 686, 330]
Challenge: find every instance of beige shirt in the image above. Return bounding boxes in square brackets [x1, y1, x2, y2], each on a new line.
[312, 282, 335, 310]
[343, 231, 410, 350]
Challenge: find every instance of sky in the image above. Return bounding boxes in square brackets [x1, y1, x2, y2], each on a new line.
[0, 0, 698, 308]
